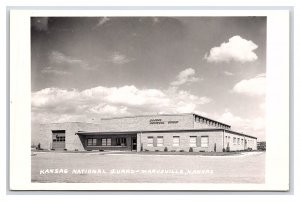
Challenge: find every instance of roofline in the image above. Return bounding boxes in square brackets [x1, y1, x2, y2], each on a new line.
[100, 113, 231, 127]
[76, 128, 256, 139]
[40, 122, 100, 125]
[100, 113, 193, 120]
[224, 129, 257, 139]
[192, 113, 231, 127]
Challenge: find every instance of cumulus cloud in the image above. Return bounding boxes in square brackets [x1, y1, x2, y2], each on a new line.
[217, 110, 265, 140]
[110, 52, 132, 65]
[32, 85, 211, 124]
[204, 35, 258, 63]
[232, 73, 266, 96]
[170, 68, 202, 86]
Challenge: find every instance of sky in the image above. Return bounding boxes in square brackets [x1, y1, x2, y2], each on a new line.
[31, 17, 266, 141]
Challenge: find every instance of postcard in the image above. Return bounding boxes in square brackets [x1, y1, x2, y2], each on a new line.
[9, 9, 290, 191]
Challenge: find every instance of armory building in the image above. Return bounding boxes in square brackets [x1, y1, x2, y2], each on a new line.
[38, 113, 257, 152]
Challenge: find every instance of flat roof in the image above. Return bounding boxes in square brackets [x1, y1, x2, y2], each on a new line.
[76, 128, 257, 139]
[101, 112, 231, 127]
[40, 121, 100, 125]
[101, 113, 192, 120]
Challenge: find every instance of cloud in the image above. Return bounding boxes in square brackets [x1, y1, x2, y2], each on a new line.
[224, 71, 234, 76]
[49, 51, 84, 65]
[41, 66, 72, 75]
[32, 85, 211, 124]
[232, 73, 266, 96]
[170, 68, 202, 86]
[110, 52, 132, 65]
[96, 17, 111, 27]
[217, 110, 265, 140]
[42, 51, 94, 75]
[204, 35, 258, 63]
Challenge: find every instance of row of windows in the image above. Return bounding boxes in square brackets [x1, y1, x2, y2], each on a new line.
[225, 136, 253, 145]
[87, 138, 112, 146]
[195, 116, 230, 129]
[147, 136, 209, 148]
[87, 138, 127, 146]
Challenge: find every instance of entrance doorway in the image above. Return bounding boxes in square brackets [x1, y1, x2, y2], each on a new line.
[131, 137, 137, 151]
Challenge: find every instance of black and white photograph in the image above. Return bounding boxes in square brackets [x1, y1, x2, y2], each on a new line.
[30, 16, 267, 184]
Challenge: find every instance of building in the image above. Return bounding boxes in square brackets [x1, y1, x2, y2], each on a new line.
[38, 113, 257, 152]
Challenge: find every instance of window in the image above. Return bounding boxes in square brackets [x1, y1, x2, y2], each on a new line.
[52, 130, 65, 142]
[241, 139, 244, 144]
[116, 137, 127, 146]
[189, 136, 197, 147]
[101, 138, 111, 146]
[53, 136, 65, 142]
[87, 138, 97, 146]
[173, 136, 180, 146]
[157, 136, 164, 147]
[225, 136, 228, 143]
[195, 116, 200, 122]
[147, 136, 154, 147]
[201, 136, 209, 147]
[237, 138, 240, 145]
[233, 137, 236, 144]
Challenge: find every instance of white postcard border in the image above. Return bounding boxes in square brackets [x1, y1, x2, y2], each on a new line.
[9, 9, 290, 191]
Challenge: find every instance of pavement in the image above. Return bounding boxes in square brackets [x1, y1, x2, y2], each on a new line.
[31, 151, 265, 183]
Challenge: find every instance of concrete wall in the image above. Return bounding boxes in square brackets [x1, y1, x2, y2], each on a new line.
[38, 122, 100, 151]
[140, 130, 224, 152]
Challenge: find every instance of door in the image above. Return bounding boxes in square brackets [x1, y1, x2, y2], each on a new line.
[52, 130, 66, 150]
[131, 137, 137, 151]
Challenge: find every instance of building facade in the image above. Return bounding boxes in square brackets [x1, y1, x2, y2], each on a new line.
[38, 113, 257, 152]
